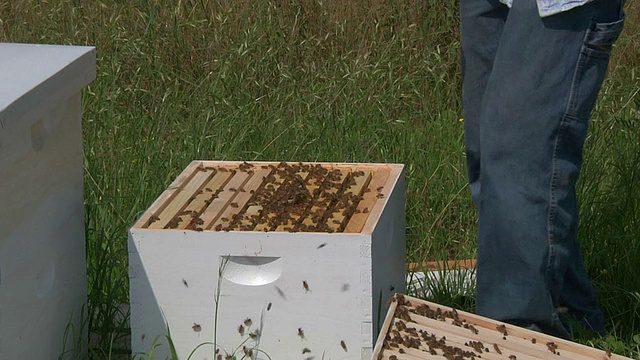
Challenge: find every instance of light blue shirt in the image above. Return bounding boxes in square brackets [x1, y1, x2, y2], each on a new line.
[499, 0, 594, 17]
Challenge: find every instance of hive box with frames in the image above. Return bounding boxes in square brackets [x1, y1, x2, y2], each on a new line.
[128, 160, 406, 359]
[373, 294, 634, 360]
[0, 43, 95, 358]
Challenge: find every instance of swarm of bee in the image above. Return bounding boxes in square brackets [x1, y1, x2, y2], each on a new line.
[148, 162, 388, 233]
[375, 294, 593, 360]
[213, 317, 261, 360]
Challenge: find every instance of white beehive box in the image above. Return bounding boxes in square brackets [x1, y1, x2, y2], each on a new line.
[0, 43, 95, 358]
[128, 160, 406, 360]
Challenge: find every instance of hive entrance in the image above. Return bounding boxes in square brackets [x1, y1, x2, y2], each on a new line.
[141, 161, 391, 233]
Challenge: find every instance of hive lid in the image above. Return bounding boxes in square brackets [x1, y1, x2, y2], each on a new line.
[373, 294, 632, 360]
[133, 160, 403, 234]
[0, 43, 96, 129]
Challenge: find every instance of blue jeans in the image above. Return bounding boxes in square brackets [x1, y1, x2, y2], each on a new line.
[460, 0, 624, 338]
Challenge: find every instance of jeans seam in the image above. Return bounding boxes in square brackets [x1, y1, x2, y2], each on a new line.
[565, 41, 589, 118]
[546, 129, 559, 310]
[549, 22, 591, 324]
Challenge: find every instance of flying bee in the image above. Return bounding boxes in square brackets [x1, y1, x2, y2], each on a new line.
[340, 340, 348, 352]
[244, 318, 252, 327]
[376, 193, 385, 199]
[298, 328, 305, 339]
[317, 242, 328, 249]
[275, 285, 287, 300]
[302, 348, 311, 354]
[238, 324, 245, 336]
[192, 323, 201, 332]
[267, 302, 272, 311]
[182, 279, 188, 287]
[606, 349, 612, 358]
[303, 280, 310, 292]
[242, 346, 253, 357]
[493, 343, 502, 355]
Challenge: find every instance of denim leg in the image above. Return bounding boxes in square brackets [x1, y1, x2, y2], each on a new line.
[460, 0, 508, 208]
[461, 0, 624, 337]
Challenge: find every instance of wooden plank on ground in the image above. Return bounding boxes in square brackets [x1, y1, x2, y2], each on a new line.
[408, 259, 478, 272]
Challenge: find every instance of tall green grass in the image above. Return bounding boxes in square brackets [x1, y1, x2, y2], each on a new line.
[1, 0, 638, 358]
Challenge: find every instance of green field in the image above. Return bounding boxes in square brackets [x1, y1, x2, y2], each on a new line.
[1, 0, 639, 358]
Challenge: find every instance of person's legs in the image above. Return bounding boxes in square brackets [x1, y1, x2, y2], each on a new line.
[460, 0, 508, 207]
[554, 0, 625, 336]
[462, 0, 624, 337]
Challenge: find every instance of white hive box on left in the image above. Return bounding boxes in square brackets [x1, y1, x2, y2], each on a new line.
[0, 43, 95, 358]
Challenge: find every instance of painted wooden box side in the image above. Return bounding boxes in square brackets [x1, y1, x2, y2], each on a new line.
[129, 230, 373, 359]
[0, 43, 95, 359]
[370, 165, 406, 351]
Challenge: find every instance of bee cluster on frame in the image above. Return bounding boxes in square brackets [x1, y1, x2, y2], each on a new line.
[374, 294, 629, 360]
[143, 161, 391, 234]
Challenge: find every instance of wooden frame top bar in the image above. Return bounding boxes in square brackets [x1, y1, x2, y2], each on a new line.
[133, 160, 403, 234]
[373, 294, 632, 360]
